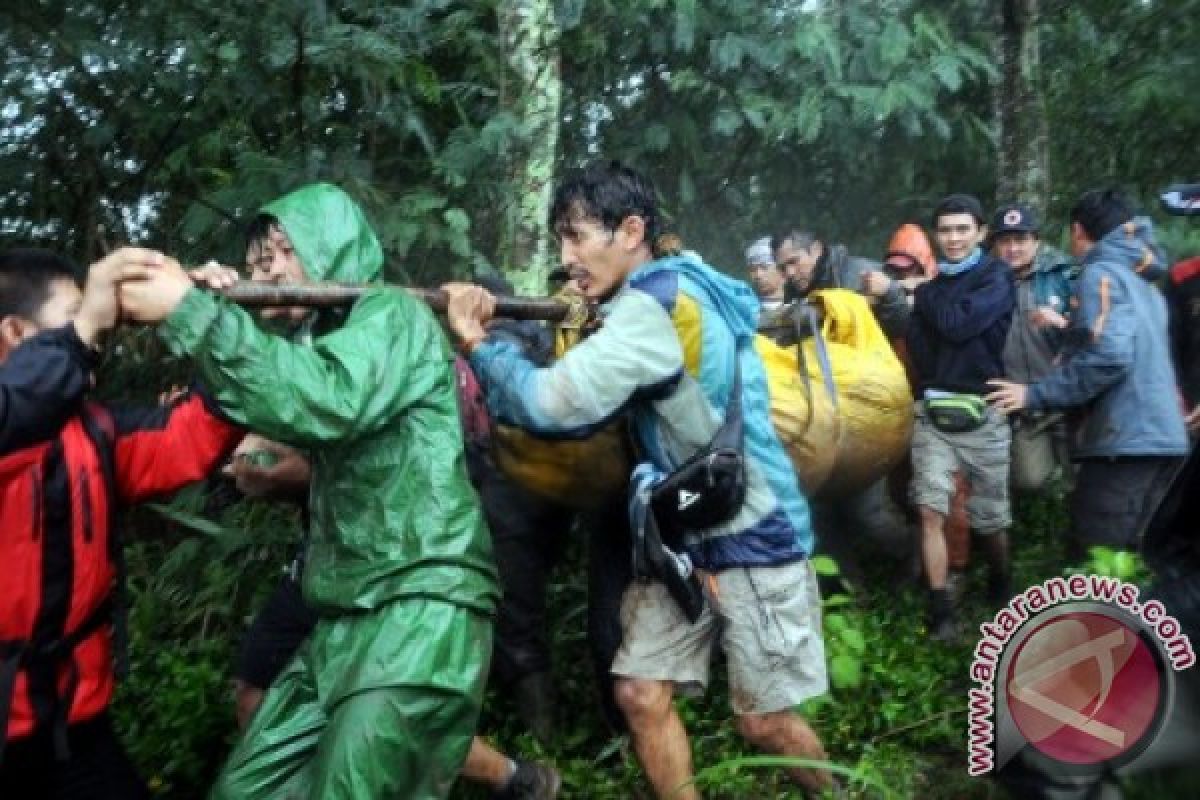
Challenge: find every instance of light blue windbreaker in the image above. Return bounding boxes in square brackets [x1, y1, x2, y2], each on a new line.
[469, 254, 814, 570]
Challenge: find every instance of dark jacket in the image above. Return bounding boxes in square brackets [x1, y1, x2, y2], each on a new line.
[907, 253, 1016, 396]
[1168, 255, 1200, 407]
[790, 243, 909, 339]
[1, 326, 241, 745]
[0, 327, 94, 454]
[1028, 218, 1188, 458]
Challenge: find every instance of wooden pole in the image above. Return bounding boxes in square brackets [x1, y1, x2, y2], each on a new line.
[216, 281, 580, 323]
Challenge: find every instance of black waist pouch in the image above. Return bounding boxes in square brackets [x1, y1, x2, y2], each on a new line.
[650, 363, 747, 532]
[924, 393, 988, 434]
[630, 362, 747, 623]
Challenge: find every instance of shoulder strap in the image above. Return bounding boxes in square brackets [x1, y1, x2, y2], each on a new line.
[79, 404, 129, 681]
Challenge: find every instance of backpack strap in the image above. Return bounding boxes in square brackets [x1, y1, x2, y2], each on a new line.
[79, 405, 129, 681]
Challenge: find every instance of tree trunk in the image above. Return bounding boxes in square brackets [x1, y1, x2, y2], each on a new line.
[497, 0, 562, 296]
[993, 0, 1049, 209]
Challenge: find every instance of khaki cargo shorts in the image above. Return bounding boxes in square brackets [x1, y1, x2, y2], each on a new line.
[910, 402, 1012, 532]
[611, 559, 828, 715]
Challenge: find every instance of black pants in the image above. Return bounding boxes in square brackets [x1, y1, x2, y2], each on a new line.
[1070, 456, 1185, 550]
[476, 463, 573, 687]
[584, 501, 634, 732]
[0, 714, 150, 800]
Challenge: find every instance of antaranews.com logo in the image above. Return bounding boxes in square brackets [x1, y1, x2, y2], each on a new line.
[967, 574, 1195, 776]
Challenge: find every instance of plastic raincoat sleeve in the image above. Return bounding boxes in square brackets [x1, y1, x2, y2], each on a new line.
[1027, 268, 1134, 411]
[915, 264, 1014, 344]
[158, 286, 446, 447]
[470, 288, 683, 438]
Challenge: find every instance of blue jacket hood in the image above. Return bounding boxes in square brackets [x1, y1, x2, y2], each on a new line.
[630, 254, 760, 343]
[1085, 216, 1167, 283]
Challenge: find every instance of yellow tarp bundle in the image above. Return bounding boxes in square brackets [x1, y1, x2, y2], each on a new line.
[753, 333, 840, 496]
[490, 321, 634, 510]
[491, 288, 913, 509]
[803, 289, 913, 496]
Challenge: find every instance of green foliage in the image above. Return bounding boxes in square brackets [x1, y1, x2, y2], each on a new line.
[559, 0, 995, 266]
[1068, 546, 1151, 586]
[111, 486, 301, 797]
[0, 0, 525, 283]
[1042, 0, 1200, 224]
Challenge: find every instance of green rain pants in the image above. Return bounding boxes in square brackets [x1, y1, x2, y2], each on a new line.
[211, 597, 491, 800]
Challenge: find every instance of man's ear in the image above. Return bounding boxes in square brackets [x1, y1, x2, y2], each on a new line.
[615, 215, 647, 252]
[0, 315, 33, 364]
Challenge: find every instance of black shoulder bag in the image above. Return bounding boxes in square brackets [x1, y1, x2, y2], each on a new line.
[649, 362, 747, 533]
[631, 361, 747, 623]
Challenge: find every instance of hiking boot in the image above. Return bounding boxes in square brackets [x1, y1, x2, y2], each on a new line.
[512, 671, 557, 747]
[493, 760, 562, 800]
[944, 568, 967, 607]
[928, 588, 960, 644]
[929, 614, 961, 644]
[987, 570, 1013, 609]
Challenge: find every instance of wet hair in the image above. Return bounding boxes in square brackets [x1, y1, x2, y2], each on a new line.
[932, 194, 986, 227]
[244, 212, 282, 256]
[0, 248, 80, 320]
[771, 230, 819, 255]
[1070, 188, 1134, 242]
[549, 161, 660, 246]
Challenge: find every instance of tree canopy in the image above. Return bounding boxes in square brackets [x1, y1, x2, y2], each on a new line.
[2, 0, 1198, 278]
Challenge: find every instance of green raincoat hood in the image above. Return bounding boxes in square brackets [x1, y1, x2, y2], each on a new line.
[160, 183, 497, 625]
[262, 183, 384, 284]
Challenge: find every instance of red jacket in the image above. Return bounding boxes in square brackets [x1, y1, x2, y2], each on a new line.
[1, 326, 241, 745]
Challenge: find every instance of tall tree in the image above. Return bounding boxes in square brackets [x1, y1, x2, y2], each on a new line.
[496, 0, 563, 295]
[993, 0, 1049, 208]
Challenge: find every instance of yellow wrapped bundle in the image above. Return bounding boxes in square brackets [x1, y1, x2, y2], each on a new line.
[753, 334, 840, 496]
[490, 288, 912, 508]
[490, 315, 634, 510]
[804, 289, 913, 496]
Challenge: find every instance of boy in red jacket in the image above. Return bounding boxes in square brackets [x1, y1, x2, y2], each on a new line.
[0, 247, 241, 799]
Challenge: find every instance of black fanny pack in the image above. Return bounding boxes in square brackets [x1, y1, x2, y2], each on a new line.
[650, 363, 747, 532]
[924, 393, 988, 434]
[629, 362, 747, 623]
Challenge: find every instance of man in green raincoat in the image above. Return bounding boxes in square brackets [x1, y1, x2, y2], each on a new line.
[119, 183, 499, 799]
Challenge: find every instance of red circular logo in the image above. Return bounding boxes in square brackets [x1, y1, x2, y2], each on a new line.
[1005, 612, 1162, 765]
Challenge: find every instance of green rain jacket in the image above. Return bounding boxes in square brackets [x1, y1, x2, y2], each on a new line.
[160, 184, 498, 617]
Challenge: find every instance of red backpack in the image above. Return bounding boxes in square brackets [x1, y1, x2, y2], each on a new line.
[454, 356, 491, 451]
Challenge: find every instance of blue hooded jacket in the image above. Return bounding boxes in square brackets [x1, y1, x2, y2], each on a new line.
[470, 254, 814, 570]
[1027, 218, 1189, 458]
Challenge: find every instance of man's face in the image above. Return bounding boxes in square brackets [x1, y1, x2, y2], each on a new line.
[746, 261, 785, 300]
[934, 213, 985, 263]
[993, 231, 1039, 273]
[0, 278, 82, 364]
[246, 224, 310, 322]
[774, 239, 822, 294]
[1070, 222, 1093, 260]
[555, 213, 644, 302]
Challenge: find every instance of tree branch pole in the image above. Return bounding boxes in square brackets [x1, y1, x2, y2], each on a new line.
[215, 281, 584, 324]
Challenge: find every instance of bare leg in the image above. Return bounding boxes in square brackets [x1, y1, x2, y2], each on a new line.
[233, 679, 265, 730]
[918, 506, 948, 590]
[736, 710, 831, 792]
[461, 738, 515, 790]
[615, 677, 699, 800]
